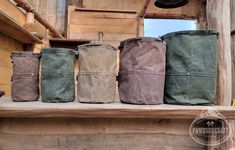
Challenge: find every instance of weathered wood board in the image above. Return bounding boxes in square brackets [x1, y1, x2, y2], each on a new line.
[207, 0, 231, 106]
[25, 0, 205, 39]
[0, 118, 205, 150]
[231, 0, 235, 100]
[1, 97, 235, 119]
[0, 0, 26, 26]
[82, 0, 203, 19]
[67, 7, 140, 47]
[0, 33, 24, 96]
[25, 0, 66, 34]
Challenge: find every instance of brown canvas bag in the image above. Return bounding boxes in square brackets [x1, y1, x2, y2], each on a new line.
[118, 37, 166, 105]
[77, 43, 117, 103]
[11, 51, 40, 102]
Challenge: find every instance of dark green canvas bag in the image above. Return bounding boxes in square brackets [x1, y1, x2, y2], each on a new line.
[162, 30, 218, 105]
[77, 43, 117, 103]
[41, 48, 76, 103]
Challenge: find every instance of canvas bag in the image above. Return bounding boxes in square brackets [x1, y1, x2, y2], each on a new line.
[162, 30, 218, 105]
[11, 51, 40, 101]
[41, 48, 76, 103]
[118, 37, 166, 105]
[77, 43, 117, 103]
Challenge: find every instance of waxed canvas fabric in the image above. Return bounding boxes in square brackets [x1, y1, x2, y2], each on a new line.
[41, 48, 76, 103]
[162, 30, 218, 105]
[77, 43, 117, 103]
[118, 37, 166, 105]
[11, 51, 40, 102]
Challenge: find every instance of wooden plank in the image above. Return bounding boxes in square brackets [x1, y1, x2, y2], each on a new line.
[0, 132, 204, 150]
[68, 0, 202, 20]
[66, 6, 75, 38]
[98, 0, 123, 10]
[82, 0, 123, 10]
[102, 33, 136, 41]
[0, 0, 26, 26]
[81, 0, 143, 11]
[232, 0, 235, 31]
[139, 0, 151, 17]
[231, 0, 235, 100]
[1, 97, 235, 118]
[0, 32, 22, 96]
[70, 24, 137, 34]
[137, 18, 144, 37]
[82, 0, 93, 8]
[55, 0, 66, 33]
[70, 17, 137, 26]
[232, 35, 235, 100]
[70, 32, 136, 41]
[0, 118, 192, 135]
[0, 67, 12, 85]
[69, 32, 99, 40]
[49, 38, 90, 50]
[207, 0, 231, 106]
[0, 10, 42, 44]
[223, 119, 235, 149]
[75, 8, 137, 13]
[123, 0, 143, 11]
[67, 0, 83, 7]
[71, 11, 138, 19]
[46, 0, 58, 32]
[145, 0, 202, 19]
[0, 49, 13, 68]
[37, 0, 48, 21]
[0, 85, 11, 96]
[22, 0, 64, 38]
[0, 31, 24, 53]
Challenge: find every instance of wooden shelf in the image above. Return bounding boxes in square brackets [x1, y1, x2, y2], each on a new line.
[0, 97, 235, 119]
[0, 10, 42, 44]
[49, 38, 91, 50]
[75, 8, 138, 14]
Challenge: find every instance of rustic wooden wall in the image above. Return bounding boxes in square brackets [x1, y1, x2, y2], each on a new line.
[82, 0, 144, 11]
[25, 0, 66, 34]
[0, 32, 24, 96]
[207, 0, 231, 106]
[67, 7, 140, 47]
[25, 0, 203, 38]
[73, 0, 203, 19]
[0, 118, 205, 150]
[1, 0, 26, 26]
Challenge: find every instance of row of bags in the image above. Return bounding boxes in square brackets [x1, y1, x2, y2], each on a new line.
[11, 30, 218, 105]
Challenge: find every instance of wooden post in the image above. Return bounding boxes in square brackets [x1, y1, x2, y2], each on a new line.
[228, 1, 235, 149]
[26, 12, 34, 24]
[206, 0, 231, 106]
[139, 0, 151, 17]
[137, 18, 144, 37]
[231, 0, 235, 100]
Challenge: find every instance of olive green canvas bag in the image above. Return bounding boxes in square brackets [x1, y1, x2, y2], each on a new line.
[41, 48, 76, 103]
[77, 43, 117, 103]
[162, 30, 218, 105]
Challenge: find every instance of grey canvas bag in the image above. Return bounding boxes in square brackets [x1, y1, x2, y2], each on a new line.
[41, 48, 76, 103]
[77, 43, 117, 103]
[118, 37, 166, 105]
[11, 51, 40, 102]
[162, 30, 218, 105]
